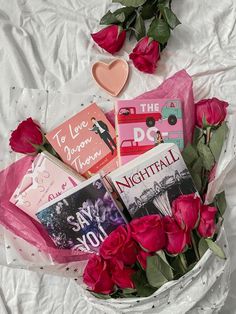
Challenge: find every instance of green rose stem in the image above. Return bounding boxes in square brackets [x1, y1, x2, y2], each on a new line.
[179, 253, 187, 272]
[191, 231, 200, 261]
[206, 126, 212, 146]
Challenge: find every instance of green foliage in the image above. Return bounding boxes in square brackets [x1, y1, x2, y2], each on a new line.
[205, 238, 226, 260]
[182, 144, 198, 166]
[113, 0, 147, 7]
[214, 191, 227, 216]
[100, 0, 180, 48]
[134, 13, 146, 40]
[100, 7, 135, 25]
[162, 6, 181, 29]
[89, 291, 111, 299]
[209, 122, 228, 162]
[147, 18, 170, 44]
[132, 270, 157, 297]
[197, 141, 215, 171]
[198, 238, 209, 258]
[146, 255, 174, 288]
[141, 0, 157, 19]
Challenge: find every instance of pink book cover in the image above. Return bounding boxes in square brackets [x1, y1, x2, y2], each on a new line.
[46, 103, 118, 177]
[116, 98, 184, 165]
[10, 152, 82, 221]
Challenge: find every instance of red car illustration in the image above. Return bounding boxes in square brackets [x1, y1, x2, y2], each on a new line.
[120, 139, 154, 156]
[118, 107, 162, 127]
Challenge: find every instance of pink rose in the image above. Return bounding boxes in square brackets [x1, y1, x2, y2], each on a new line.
[100, 225, 138, 265]
[129, 37, 160, 74]
[197, 205, 217, 238]
[130, 215, 166, 252]
[110, 260, 135, 289]
[91, 25, 126, 54]
[172, 194, 200, 231]
[137, 250, 152, 270]
[9, 118, 43, 154]
[83, 255, 114, 294]
[164, 216, 190, 255]
[196, 98, 228, 128]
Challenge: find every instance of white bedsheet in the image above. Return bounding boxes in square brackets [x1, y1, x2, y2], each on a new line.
[0, 0, 236, 313]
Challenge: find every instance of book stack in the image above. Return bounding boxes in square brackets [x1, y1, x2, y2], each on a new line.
[10, 98, 196, 253]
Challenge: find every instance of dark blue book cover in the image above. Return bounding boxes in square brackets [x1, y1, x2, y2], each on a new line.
[36, 175, 126, 253]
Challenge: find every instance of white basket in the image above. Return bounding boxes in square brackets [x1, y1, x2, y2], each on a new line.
[80, 227, 230, 314]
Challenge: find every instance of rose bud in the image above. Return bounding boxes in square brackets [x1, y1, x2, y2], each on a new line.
[164, 216, 190, 255]
[197, 205, 217, 238]
[9, 117, 43, 154]
[83, 255, 114, 295]
[129, 36, 160, 74]
[137, 250, 152, 270]
[130, 215, 166, 252]
[100, 225, 138, 266]
[196, 98, 228, 128]
[172, 194, 200, 231]
[110, 260, 135, 289]
[91, 25, 126, 54]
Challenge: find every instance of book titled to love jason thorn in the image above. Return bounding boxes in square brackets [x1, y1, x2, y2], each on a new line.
[46, 103, 118, 178]
[108, 143, 197, 219]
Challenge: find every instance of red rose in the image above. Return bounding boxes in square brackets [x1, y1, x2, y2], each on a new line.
[197, 205, 217, 238]
[9, 118, 43, 154]
[196, 98, 228, 128]
[91, 25, 126, 54]
[172, 194, 200, 231]
[137, 250, 152, 270]
[100, 225, 138, 265]
[110, 260, 135, 289]
[129, 37, 160, 74]
[83, 255, 114, 294]
[130, 215, 166, 252]
[164, 216, 190, 255]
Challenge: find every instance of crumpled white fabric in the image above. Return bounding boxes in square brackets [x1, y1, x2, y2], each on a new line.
[1, 0, 236, 313]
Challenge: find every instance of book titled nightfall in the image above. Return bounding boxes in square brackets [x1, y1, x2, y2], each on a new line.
[109, 143, 197, 219]
[36, 175, 126, 252]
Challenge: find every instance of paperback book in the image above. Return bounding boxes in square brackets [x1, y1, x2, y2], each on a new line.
[109, 143, 197, 219]
[46, 102, 118, 178]
[36, 175, 126, 252]
[10, 151, 84, 220]
[116, 98, 184, 165]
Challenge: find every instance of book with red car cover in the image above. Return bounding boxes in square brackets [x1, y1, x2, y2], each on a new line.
[116, 98, 184, 165]
[108, 143, 197, 219]
[36, 174, 126, 252]
[46, 102, 118, 178]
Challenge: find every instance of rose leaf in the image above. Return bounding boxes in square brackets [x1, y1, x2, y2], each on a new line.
[112, 0, 147, 8]
[163, 7, 181, 29]
[205, 238, 226, 260]
[197, 142, 215, 171]
[134, 13, 146, 40]
[209, 122, 228, 162]
[198, 238, 209, 258]
[147, 18, 170, 44]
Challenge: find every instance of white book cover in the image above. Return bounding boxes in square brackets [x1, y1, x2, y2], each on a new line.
[108, 143, 198, 219]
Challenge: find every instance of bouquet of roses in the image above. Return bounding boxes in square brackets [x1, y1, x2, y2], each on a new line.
[83, 97, 228, 299]
[91, 0, 181, 74]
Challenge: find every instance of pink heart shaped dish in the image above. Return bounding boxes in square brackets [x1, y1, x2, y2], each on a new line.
[92, 59, 129, 97]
